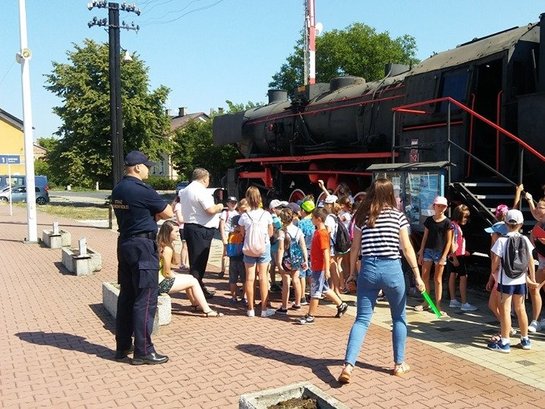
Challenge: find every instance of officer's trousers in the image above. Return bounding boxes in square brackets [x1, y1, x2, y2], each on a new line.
[116, 236, 159, 356]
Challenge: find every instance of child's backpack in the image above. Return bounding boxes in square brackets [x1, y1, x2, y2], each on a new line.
[242, 211, 266, 257]
[226, 230, 243, 257]
[281, 230, 305, 271]
[501, 234, 529, 279]
[334, 215, 352, 253]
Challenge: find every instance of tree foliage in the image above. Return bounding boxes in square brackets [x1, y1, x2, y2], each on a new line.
[171, 117, 240, 185]
[270, 23, 419, 96]
[44, 39, 170, 188]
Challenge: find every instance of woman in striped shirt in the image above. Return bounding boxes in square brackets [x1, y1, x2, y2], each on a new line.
[338, 178, 425, 384]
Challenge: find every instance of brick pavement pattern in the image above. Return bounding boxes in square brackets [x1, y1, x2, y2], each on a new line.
[1, 205, 545, 408]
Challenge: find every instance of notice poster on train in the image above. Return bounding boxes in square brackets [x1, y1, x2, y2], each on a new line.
[404, 172, 441, 230]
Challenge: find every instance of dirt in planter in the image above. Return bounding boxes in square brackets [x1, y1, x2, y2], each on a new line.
[268, 396, 318, 409]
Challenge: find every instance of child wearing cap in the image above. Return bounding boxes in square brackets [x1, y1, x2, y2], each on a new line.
[219, 197, 239, 278]
[298, 200, 316, 305]
[487, 209, 537, 353]
[416, 196, 452, 315]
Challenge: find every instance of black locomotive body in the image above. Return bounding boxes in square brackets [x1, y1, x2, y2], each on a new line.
[213, 15, 545, 201]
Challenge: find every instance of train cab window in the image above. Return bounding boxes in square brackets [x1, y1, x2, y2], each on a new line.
[436, 69, 469, 112]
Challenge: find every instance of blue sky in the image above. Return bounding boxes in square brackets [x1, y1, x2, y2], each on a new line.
[1, 0, 543, 139]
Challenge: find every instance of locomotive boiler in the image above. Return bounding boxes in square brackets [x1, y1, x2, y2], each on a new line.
[213, 14, 545, 211]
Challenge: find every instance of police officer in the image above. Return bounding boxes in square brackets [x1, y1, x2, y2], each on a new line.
[112, 151, 173, 365]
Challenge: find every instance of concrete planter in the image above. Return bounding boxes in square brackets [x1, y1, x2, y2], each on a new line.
[102, 282, 171, 333]
[42, 229, 71, 249]
[61, 247, 102, 276]
[239, 382, 349, 409]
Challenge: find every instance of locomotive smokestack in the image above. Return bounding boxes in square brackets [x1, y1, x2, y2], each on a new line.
[537, 13, 545, 92]
[268, 89, 288, 104]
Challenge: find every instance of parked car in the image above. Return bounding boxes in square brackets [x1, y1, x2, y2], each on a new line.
[0, 185, 50, 205]
[0, 175, 48, 191]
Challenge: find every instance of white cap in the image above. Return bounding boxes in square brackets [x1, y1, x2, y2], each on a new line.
[506, 209, 524, 225]
[269, 199, 281, 209]
[324, 195, 338, 204]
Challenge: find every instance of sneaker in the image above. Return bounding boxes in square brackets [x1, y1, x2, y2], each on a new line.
[276, 307, 288, 314]
[487, 340, 510, 353]
[520, 338, 532, 350]
[528, 320, 541, 333]
[300, 299, 309, 306]
[290, 304, 302, 310]
[246, 309, 255, 317]
[510, 327, 517, 336]
[460, 302, 477, 312]
[336, 302, 348, 318]
[261, 308, 276, 318]
[299, 314, 315, 325]
[449, 299, 462, 308]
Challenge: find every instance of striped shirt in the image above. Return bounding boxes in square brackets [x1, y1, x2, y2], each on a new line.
[357, 209, 409, 259]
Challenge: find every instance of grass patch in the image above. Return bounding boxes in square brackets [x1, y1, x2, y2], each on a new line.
[37, 203, 109, 220]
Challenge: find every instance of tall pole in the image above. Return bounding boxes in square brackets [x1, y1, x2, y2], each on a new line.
[304, 0, 316, 85]
[88, 1, 140, 188]
[109, 3, 123, 187]
[17, 0, 37, 243]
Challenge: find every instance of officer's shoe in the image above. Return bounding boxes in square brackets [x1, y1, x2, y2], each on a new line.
[131, 352, 169, 365]
[114, 345, 134, 360]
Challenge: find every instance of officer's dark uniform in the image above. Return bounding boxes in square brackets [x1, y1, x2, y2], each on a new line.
[112, 175, 168, 359]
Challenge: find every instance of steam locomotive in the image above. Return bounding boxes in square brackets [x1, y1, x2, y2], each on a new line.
[213, 14, 545, 210]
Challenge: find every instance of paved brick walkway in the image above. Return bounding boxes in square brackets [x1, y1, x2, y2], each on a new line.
[1, 204, 545, 408]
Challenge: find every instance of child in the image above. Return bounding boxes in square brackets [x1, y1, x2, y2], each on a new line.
[226, 215, 246, 304]
[298, 200, 316, 305]
[299, 208, 348, 324]
[417, 196, 452, 314]
[524, 192, 545, 332]
[157, 220, 223, 317]
[448, 204, 477, 311]
[487, 209, 537, 352]
[219, 196, 239, 278]
[277, 208, 308, 313]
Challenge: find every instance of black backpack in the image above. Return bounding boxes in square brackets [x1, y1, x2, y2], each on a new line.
[334, 215, 352, 253]
[500, 235, 529, 279]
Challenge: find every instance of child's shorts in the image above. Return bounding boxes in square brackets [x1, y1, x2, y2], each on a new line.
[299, 268, 312, 278]
[447, 256, 467, 277]
[229, 258, 246, 285]
[497, 283, 526, 295]
[423, 248, 446, 265]
[243, 243, 272, 265]
[310, 270, 330, 298]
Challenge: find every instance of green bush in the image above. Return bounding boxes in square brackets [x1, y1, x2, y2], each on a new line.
[146, 176, 177, 190]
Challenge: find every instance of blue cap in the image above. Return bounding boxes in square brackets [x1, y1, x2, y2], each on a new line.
[484, 221, 508, 235]
[124, 151, 155, 167]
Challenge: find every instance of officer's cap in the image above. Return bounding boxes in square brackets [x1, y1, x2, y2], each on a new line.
[124, 151, 156, 168]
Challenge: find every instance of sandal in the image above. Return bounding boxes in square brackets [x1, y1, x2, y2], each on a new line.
[393, 362, 411, 377]
[203, 309, 224, 317]
[338, 364, 353, 384]
[414, 304, 428, 312]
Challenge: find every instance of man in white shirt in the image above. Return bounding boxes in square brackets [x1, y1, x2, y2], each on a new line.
[180, 168, 224, 298]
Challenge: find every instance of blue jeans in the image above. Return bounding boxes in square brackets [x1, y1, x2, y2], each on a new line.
[344, 257, 407, 366]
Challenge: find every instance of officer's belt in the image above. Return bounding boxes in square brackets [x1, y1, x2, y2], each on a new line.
[127, 231, 157, 240]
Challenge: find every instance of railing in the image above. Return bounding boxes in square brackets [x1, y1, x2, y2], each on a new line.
[391, 96, 545, 187]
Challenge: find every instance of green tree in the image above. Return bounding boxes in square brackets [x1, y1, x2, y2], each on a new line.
[44, 39, 170, 188]
[270, 23, 419, 96]
[171, 117, 240, 185]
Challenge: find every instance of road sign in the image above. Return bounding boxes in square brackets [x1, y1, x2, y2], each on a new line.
[0, 155, 21, 164]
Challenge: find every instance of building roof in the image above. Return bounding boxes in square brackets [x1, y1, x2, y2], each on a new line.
[170, 112, 209, 131]
[0, 109, 23, 131]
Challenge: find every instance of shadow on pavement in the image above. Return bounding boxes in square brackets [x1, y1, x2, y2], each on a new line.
[15, 331, 115, 361]
[237, 343, 390, 387]
[89, 303, 116, 334]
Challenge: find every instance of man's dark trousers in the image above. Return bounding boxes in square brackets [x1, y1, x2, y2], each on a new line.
[184, 223, 215, 289]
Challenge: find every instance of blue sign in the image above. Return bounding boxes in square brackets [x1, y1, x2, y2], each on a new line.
[0, 155, 21, 164]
